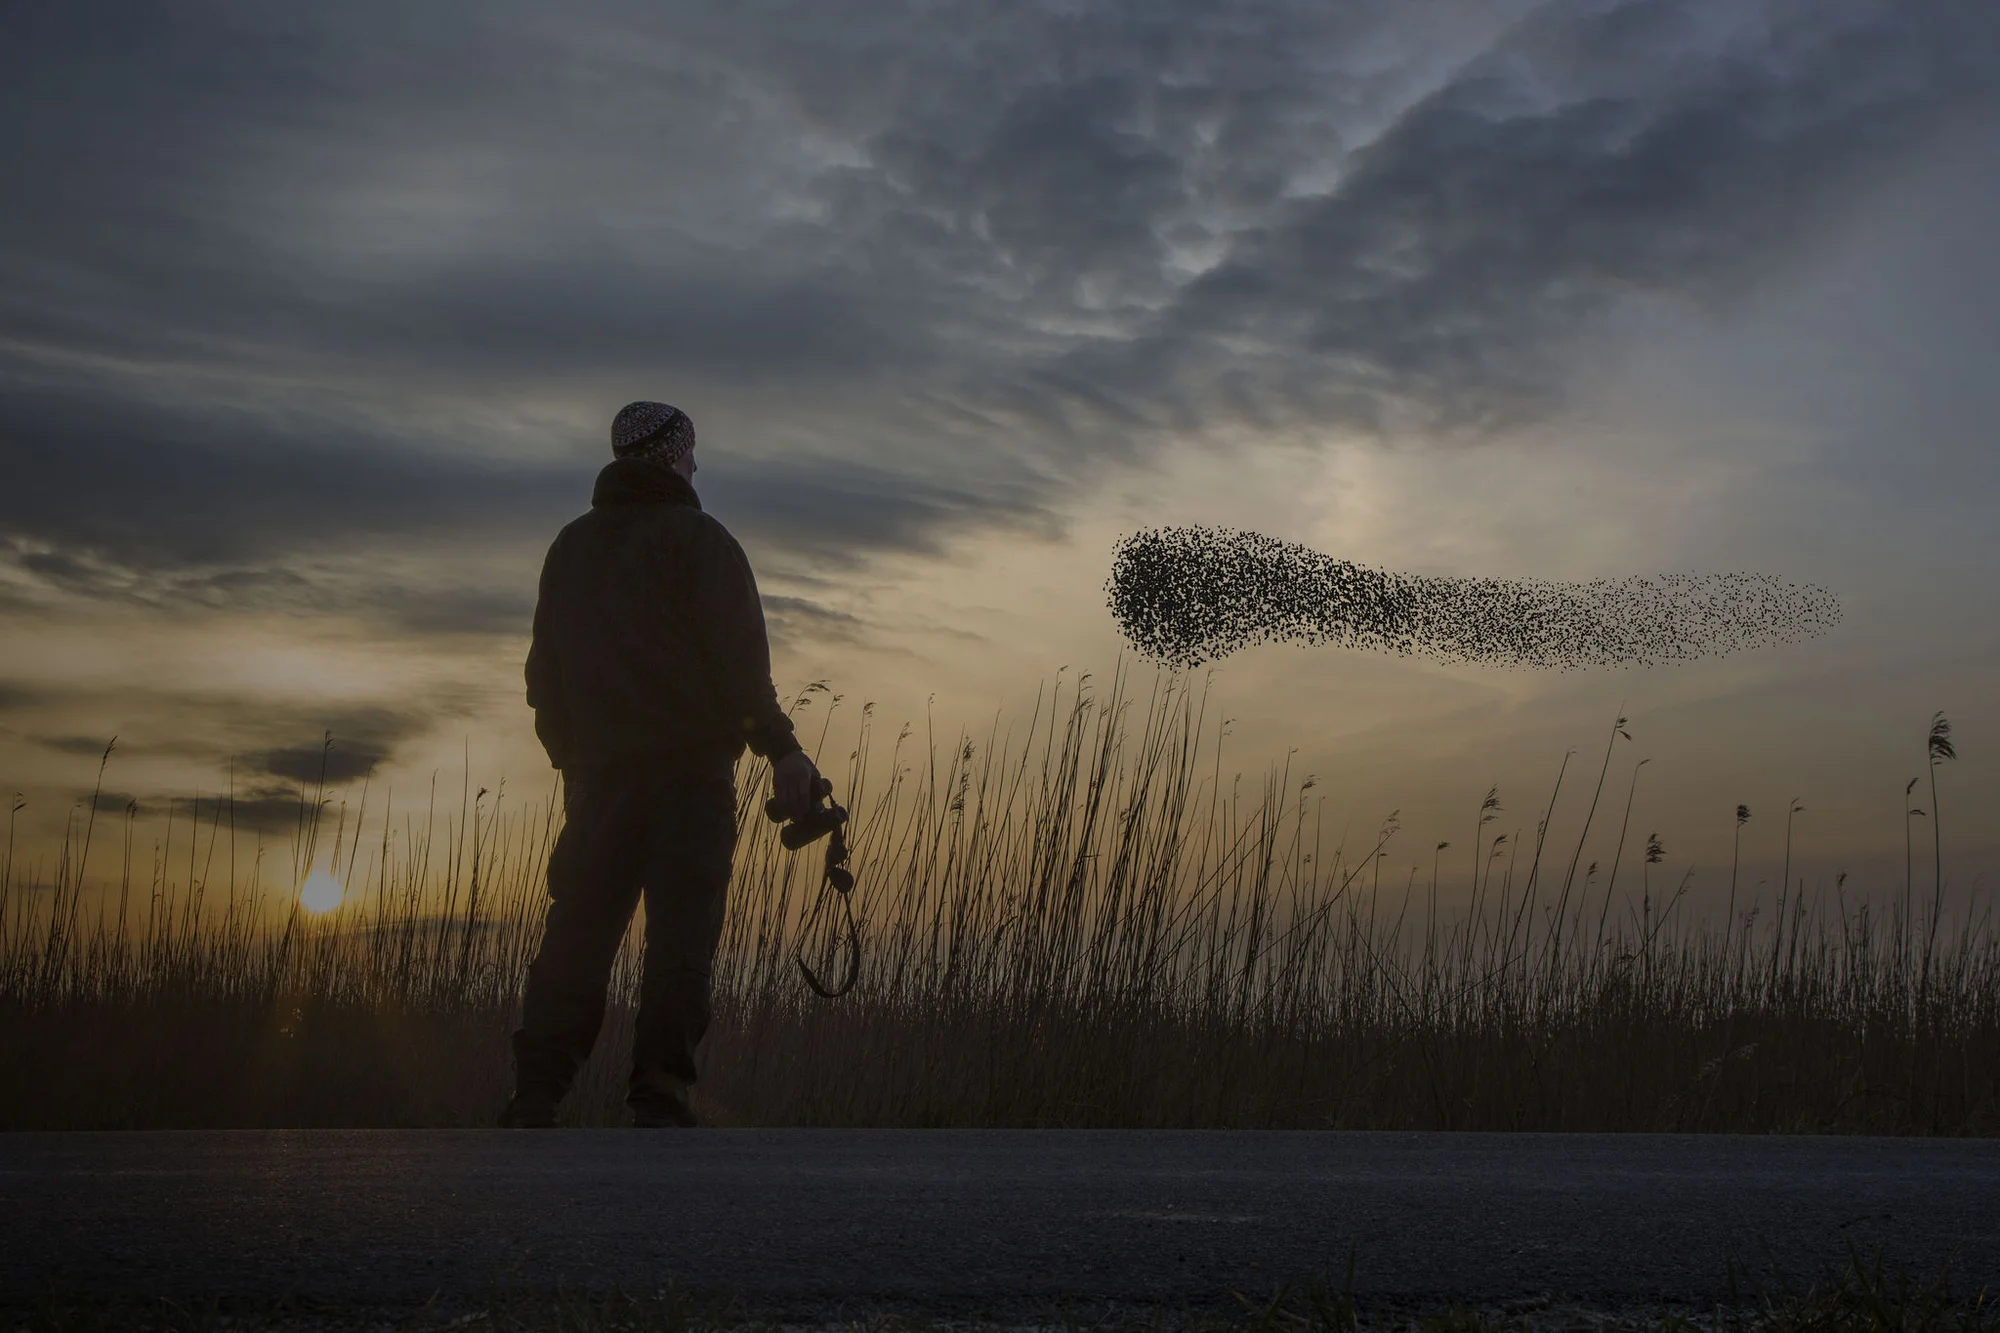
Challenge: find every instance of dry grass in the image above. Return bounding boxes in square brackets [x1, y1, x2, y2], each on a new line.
[2, 668, 1995, 1131]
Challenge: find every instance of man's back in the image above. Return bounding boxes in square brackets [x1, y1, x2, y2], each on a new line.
[526, 456, 800, 773]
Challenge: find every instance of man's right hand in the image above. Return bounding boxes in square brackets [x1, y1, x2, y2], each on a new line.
[771, 750, 824, 822]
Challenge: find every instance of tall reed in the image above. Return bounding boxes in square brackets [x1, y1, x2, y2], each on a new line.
[0, 670, 1993, 1133]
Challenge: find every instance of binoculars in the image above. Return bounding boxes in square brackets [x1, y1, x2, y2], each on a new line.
[764, 776, 848, 851]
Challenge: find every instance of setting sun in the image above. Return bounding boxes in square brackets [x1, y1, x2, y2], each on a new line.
[299, 870, 344, 915]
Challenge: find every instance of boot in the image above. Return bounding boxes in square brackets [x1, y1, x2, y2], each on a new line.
[498, 1086, 561, 1128]
[629, 1068, 697, 1128]
[630, 1098, 697, 1129]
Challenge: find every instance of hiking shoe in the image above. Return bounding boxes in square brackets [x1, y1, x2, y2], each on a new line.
[630, 1096, 698, 1129]
[629, 1067, 697, 1127]
[498, 1089, 560, 1128]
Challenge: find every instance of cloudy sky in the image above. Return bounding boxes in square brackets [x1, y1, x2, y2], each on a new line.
[3, 0, 1996, 902]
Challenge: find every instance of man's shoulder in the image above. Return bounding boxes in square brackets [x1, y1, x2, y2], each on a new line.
[542, 510, 598, 561]
[675, 504, 746, 556]
[551, 500, 743, 560]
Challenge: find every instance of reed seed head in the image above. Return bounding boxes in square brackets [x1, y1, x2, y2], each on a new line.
[1929, 712, 1956, 765]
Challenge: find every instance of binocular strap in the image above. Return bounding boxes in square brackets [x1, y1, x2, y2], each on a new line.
[795, 826, 860, 999]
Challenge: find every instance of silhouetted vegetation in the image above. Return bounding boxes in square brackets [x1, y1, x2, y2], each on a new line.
[1, 675, 1992, 1131]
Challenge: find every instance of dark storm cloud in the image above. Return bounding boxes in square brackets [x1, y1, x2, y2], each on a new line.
[213, 788, 320, 837]
[8, 683, 460, 786]
[703, 454, 1058, 566]
[761, 594, 869, 651]
[241, 704, 421, 788]
[254, 739, 390, 787]
[0, 378, 1042, 614]
[0, 683, 45, 713]
[33, 736, 118, 759]
[1112, 0, 2000, 434]
[0, 0, 1469, 585]
[1, 0, 1993, 601]
[0, 0, 927, 391]
[0, 381, 570, 568]
[95, 785, 328, 838]
[0, 534, 538, 637]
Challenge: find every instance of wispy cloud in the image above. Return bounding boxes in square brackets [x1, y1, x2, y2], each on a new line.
[6, 680, 470, 791]
[0, 0, 1992, 613]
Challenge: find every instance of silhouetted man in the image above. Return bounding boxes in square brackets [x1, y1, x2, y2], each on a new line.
[504, 400, 820, 1128]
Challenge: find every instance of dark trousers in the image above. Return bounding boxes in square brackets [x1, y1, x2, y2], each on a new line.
[511, 764, 738, 1115]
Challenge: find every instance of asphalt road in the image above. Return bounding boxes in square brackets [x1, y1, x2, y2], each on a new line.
[3, 1131, 1997, 1318]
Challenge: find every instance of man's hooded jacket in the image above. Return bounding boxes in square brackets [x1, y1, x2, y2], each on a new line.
[526, 458, 801, 772]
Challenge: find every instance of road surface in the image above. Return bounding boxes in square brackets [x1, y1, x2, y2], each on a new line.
[3, 1130, 1996, 1318]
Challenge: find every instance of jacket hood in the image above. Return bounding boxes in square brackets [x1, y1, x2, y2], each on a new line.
[591, 457, 702, 511]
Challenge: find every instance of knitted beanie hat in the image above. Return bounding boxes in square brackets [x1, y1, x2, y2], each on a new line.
[610, 401, 697, 468]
